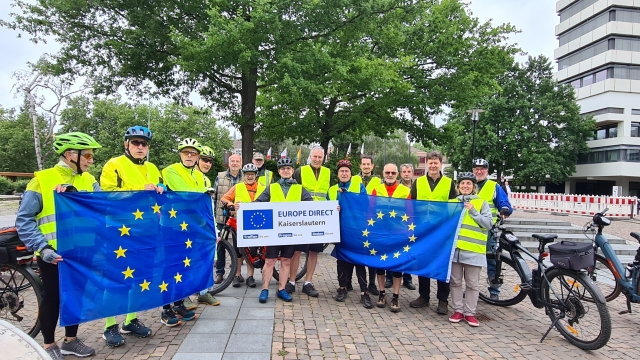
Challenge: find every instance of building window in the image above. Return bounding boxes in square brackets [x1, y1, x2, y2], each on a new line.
[558, 40, 609, 70]
[628, 150, 640, 161]
[576, 149, 627, 164]
[565, 65, 640, 89]
[559, 12, 610, 46]
[559, 0, 599, 22]
[570, 79, 581, 89]
[582, 107, 624, 117]
[632, 123, 640, 137]
[606, 150, 619, 162]
[595, 124, 618, 139]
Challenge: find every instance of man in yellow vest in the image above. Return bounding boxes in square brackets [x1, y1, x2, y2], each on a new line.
[287, 146, 329, 297]
[196, 145, 216, 187]
[253, 152, 273, 187]
[16, 132, 101, 360]
[99, 126, 162, 346]
[220, 163, 265, 288]
[409, 150, 457, 315]
[370, 163, 411, 313]
[250, 157, 314, 303]
[350, 155, 381, 295]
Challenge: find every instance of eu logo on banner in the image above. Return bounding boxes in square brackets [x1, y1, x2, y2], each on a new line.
[243, 210, 274, 230]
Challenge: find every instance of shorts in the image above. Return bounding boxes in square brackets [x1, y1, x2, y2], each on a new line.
[294, 243, 324, 253]
[266, 245, 295, 259]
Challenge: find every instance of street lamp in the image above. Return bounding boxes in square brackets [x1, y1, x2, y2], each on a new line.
[466, 108, 485, 165]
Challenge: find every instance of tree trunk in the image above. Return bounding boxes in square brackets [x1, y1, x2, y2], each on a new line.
[25, 84, 43, 170]
[240, 68, 258, 166]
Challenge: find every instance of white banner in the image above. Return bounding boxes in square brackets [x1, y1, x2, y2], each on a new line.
[237, 201, 340, 246]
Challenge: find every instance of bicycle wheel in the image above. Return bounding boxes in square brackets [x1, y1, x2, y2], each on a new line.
[541, 268, 611, 350]
[585, 254, 622, 302]
[0, 263, 43, 337]
[479, 253, 528, 306]
[209, 230, 238, 295]
[273, 250, 308, 281]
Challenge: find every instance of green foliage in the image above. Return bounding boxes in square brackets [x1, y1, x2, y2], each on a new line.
[12, 179, 30, 194]
[0, 176, 14, 195]
[0, 106, 56, 173]
[441, 55, 594, 184]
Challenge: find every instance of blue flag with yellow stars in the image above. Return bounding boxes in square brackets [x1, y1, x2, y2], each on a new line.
[54, 191, 216, 326]
[333, 192, 464, 282]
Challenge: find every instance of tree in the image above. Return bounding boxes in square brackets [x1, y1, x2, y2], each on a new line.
[441, 55, 595, 184]
[0, 106, 54, 172]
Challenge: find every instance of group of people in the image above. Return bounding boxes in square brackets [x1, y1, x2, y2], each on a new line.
[15, 127, 513, 360]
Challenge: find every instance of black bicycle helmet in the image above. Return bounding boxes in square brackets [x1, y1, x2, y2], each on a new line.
[458, 171, 476, 183]
[277, 157, 295, 168]
[472, 158, 489, 168]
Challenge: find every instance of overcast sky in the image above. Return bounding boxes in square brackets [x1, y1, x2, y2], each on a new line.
[0, 0, 558, 112]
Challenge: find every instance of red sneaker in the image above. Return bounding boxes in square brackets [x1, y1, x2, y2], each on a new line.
[464, 315, 480, 327]
[449, 312, 464, 323]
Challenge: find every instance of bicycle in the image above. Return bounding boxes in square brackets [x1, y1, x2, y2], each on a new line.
[582, 208, 640, 313]
[0, 227, 44, 338]
[209, 207, 308, 295]
[479, 219, 611, 350]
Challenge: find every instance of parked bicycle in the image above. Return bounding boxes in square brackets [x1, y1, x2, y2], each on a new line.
[582, 208, 640, 313]
[210, 207, 308, 295]
[479, 219, 611, 350]
[0, 227, 44, 338]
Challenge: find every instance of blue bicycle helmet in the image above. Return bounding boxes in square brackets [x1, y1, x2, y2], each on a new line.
[125, 126, 153, 141]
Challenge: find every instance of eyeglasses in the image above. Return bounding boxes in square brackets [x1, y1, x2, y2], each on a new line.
[130, 140, 149, 147]
[253, 158, 264, 161]
[384, 171, 398, 175]
[199, 158, 212, 164]
[70, 151, 93, 160]
[180, 150, 199, 157]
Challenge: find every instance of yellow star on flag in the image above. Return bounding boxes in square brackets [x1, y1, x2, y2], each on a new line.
[380, 254, 388, 261]
[122, 266, 135, 280]
[169, 208, 177, 218]
[159, 281, 168, 292]
[376, 211, 384, 219]
[389, 210, 397, 218]
[409, 235, 417, 242]
[132, 209, 144, 220]
[152, 203, 161, 214]
[367, 218, 375, 226]
[363, 240, 370, 248]
[180, 221, 188, 231]
[370, 248, 377, 255]
[404, 245, 411, 252]
[139, 279, 151, 292]
[174, 272, 182, 283]
[185, 239, 193, 248]
[362, 229, 369, 237]
[401, 214, 409, 222]
[394, 251, 401, 258]
[119, 225, 131, 236]
[114, 246, 127, 259]
[408, 223, 416, 231]
[183, 257, 191, 267]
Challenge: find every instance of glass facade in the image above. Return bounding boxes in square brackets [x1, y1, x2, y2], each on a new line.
[560, 0, 600, 22]
[559, 9, 640, 46]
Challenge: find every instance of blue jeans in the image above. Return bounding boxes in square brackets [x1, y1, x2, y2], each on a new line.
[487, 231, 500, 296]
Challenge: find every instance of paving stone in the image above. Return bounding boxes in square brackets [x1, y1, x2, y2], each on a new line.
[222, 353, 272, 360]
[176, 333, 229, 353]
[172, 353, 223, 360]
[236, 307, 275, 320]
[190, 319, 236, 334]
[232, 319, 275, 334]
[225, 334, 273, 353]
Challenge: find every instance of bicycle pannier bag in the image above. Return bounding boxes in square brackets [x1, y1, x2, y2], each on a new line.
[0, 227, 33, 264]
[548, 241, 594, 271]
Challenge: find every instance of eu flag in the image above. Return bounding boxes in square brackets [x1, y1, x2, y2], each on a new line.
[333, 192, 464, 282]
[243, 209, 274, 230]
[54, 191, 217, 326]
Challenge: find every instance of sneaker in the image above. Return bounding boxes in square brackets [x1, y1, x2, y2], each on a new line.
[214, 274, 224, 284]
[246, 276, 256, 288]
[45, 345, 64, 360]
[367, 283, 380, 296]
[346, 283, 354, 291]
[361, 293, 374, 309]
[259, 289, 269, 303]
[334, 288, 347, 302]
[302, 283, 319, 297]
[449, 312, 464, 323]
[173, 304, 197, 321]
[183, 296, 197, 310]
[121, 318, 152, 338]
[490, 293, 499, 301]
[390, 297, 401, 312]
[198, 293, 221, 306]
[232, 275, 243, 287]
[376, 293, 387, 308]
[61, 337, 97, 356]
[403, 281, 416, 290]
[384, 279, 392, 288]
[409, 296, 428, 308]
[465, 315, 480, 327]
[436, 300, 448, 315]
[285, 282, 296, 294]
[101, 324, 124, 347]
[277, 289, 293, 302]
[160, 308, 182, 327]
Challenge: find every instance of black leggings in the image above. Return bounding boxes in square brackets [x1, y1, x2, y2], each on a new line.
[376, 268, 402, 278]
[38, 257, 78, 344]
[337, 260, 367, 292]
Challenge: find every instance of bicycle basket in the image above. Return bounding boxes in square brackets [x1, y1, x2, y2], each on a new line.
[0, 227, 33, 264]
[548, 241, 593, 271]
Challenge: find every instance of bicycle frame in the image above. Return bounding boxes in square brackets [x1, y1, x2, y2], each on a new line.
[593, 230, 640, 304]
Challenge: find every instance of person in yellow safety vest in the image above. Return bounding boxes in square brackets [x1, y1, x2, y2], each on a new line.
[350, 154, 382, 295]
[197, 146, 216, 187]
[288, 146, 329, 298]
[252, 152, 273, 187]
[15, 132, 101, 360]
[329, 159, 375, 309]
[448, 172, 492, 328]
[246, 157, 314, 303]
[99, 126, 163, 346]
[409, 150, 457, 316]
[370, 164, 411, 313]
[220, 163, 266, 288]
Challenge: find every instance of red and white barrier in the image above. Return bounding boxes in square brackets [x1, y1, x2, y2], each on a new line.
[509, 192, 637, 219]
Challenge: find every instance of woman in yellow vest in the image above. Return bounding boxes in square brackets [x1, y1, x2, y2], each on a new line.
[448, 172, 492, 327]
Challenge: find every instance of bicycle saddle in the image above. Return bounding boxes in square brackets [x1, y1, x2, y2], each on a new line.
[630, 232, 640, 243]
[532, 234, 557, 245]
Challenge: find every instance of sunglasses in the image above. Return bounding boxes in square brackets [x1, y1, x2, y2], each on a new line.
[199, 158, 213, 164]
[130, 140, 149, 147]
[180, 150, 199, 157]
[70, 151, 94, 160]
[384, 171, 398, 175]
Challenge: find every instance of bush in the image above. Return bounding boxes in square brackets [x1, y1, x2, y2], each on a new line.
[0, 176, 14, 195]
[12, 179, 31, 194]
